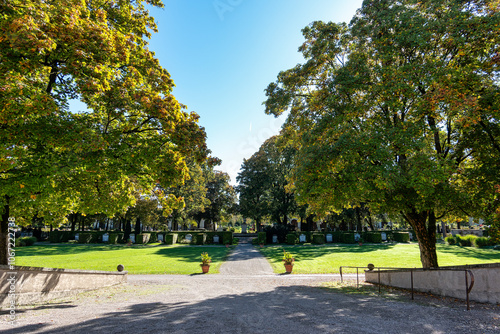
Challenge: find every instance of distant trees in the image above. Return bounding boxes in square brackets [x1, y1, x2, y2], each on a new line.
[264, 0, 499, 268]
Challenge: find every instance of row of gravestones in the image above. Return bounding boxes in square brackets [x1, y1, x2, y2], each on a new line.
[271, 232, 402, 243]
[75, 233, 222, 243]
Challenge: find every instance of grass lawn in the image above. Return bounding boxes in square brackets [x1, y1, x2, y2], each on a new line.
[15, 243, 234, 274]
[258, 243, 500, 274]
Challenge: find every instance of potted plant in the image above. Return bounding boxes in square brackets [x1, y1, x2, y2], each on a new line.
[200, 252, 211, 274]
[282, 250, 295, 273]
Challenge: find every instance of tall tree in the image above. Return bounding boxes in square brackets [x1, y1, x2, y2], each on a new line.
[0, 1, 207, 264]
[264, 0, 499, 268]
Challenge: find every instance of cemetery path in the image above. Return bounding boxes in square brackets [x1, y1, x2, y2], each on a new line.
[219, 237, 274, 275]
[2, 240, 499, 334]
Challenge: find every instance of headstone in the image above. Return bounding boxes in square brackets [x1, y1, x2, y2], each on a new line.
[299, 234, 307, 243]
[408, 232, 413, 241]
[129, 234, 135, 243]
[102, 233, 109, 242]
[158, 234, 164, 242]
[213, 235, 220, 244]
[381, 232, 387, 241]
[75, 233, 79, 241]
[354, 233, 361, 242]
[272, 235, 278, 243]
[199, 218, 205, 229]
[185, 234, 193, 242]
[241, 223, 248, 233]
[326, 234, 333, 243]
[316, 222, 321, 231]
[168, 220, 172, 230]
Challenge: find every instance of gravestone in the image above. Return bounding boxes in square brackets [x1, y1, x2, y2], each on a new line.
[185, 234, 193, 242]
[75, 233, 79, 241]
[354, 233, 361, 242]
[102, 233, 109, 243]
[158, 234, 164, 242]
[272, 235, 278, 243]
[408, 232, 413, 241]
[299, 234, 307, 243]
[326, 234, 333, 243]
[213, 235, 220, 244]
[129, 234, 135, 243]
[241, 223, 248, 233]
[381, 232, 387, 241]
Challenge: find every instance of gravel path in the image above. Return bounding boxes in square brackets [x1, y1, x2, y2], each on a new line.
[1, 238, 499, 333]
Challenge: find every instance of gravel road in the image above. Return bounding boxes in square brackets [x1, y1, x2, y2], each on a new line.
[1, 238, 499, 333]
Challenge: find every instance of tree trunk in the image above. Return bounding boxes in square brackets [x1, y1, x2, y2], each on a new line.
[0, 197, 11, 265]
[402, 209, 438, 268]
[355, 207, 363, 232]
[134, 217, 141, 235]
[124, 220, 132, 241]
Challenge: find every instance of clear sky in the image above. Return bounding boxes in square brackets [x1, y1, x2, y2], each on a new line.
[146, 0, 364, 184]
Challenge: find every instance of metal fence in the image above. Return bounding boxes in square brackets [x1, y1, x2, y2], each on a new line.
[339, 265, 475, 310]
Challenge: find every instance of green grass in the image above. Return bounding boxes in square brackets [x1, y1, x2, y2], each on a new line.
[15, 243, 234, 274]
[258, 243, 500, 274]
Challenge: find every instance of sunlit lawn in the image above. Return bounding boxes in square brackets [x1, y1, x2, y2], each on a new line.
[258, 243, 500, 274]
[15, 243, 233, 274]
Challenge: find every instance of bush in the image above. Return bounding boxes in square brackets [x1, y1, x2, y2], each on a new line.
[16, 236, 37, 247]
[193, 233, 206, 245]
[49, 231, 76, 243]
[393, 232, 410, 243]
[365, 232, 383, 243]
[445, 235, 456, 245]
[312, 233, 325, 244]
[78, 232, 99, 244]
[222, 231, 233, 245]
[109, 233, 124, 244]
[457, 234, 476, 247]
[474, 236, 490, 248]
[135, 233, 151, 244]
[148, 232, 158, 243]
[341, 232, 355, 244]
[164, 233, 178, 245]
[286, 233, 297, 245]
[258, 232, 266, 244]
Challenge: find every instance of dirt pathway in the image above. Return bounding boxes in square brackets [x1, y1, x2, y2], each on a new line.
[219, 237, 274, 275]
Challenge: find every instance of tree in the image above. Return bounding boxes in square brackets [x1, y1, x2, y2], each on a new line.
[0, 1, 207, 264]
[264, 0, 499, 268]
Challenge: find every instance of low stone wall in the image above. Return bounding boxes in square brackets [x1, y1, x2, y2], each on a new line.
[450, 229, 484, 237]
[0, 265, 127, 308]
[365, 263, 500, 304]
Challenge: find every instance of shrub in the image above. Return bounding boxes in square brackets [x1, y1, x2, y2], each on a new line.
[148, 232, 158, 243]
[49, 231, 75, 243]
[135, 233, 151, 244]
[164, 233, 178, 245]
[222, 231, 233, 245]
[393, 232, 410, 243]
[457, 234, 476, 247]
[474, 236, 490, 248]
[258, 232, 266, 244]
[78, 232, 99, 244]
[263, 224, 289, 244]
[193, 233, 206, 245]
[365, 232, 382, 243]
[16, 236, 37, 247]
[312, 233, 325, 244]
[286, 233, 297, 245]
[445, 235, 456, 245]
[109, 233, 124, 244]
[341, 233, 355, 244]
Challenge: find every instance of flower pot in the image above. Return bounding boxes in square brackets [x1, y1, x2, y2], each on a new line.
[201, 264, 210, 274]
[284, 263, 293, 273]
[259, 244, 264, 248]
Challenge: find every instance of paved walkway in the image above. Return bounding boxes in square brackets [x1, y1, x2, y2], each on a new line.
[1, 238, 499, 333]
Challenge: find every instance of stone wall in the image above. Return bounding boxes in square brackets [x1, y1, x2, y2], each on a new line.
[0, 265, 127, 308]
[365, 263, 500, 304]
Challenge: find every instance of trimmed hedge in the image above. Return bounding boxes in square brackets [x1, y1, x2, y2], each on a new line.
[78, 232, 99, 244]
[109, 233, 124, 244]
[164, 233, 178, 245]
[49, 231, 76, 243]
[474, 236, 490, 248]
[135, 233, 151, 244]
[341, 232, 356, 244]
[258, 232, 266, 245]
[365, 232, 383, 243]
[286, 233, 297, 245]
[16, 236, 37, 247]
[393, 232, 410, 243]
[148, 232, 158, 243]
[312, 233, 325, 244]
[445, 235, 456, 245]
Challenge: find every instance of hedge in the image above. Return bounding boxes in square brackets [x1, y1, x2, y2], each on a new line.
[16, 236, 37, 247]
[77, 232, 99, 244]
[164, 233, 178, 245]
[49, 231, 76, 243]
[341, 233, 356, 244]
[148, 232, 158, 243]
[108, 233, 124, 244]
[365, 232, 383, 243]
[135, 233, 151, 244]
[393, 232, 410, 243]
[258, 232, 266, 245]
[286, 233, 297, 245]
[312, 233, 325, 244]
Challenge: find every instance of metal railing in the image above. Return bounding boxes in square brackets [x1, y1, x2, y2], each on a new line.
[339, 266, 475, 310]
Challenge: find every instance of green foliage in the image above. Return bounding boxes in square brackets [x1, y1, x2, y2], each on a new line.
[78, 233, 99, 244]
[135, 233, 151, 245]
[222, 232, 233, 245]
[286, 233, 298, 245]
[49, 231, 75, 243]
[263, 224, 289, 243]
[108, 233, 124, 244]
[393, 232, 410, 243]
[200, 252, 212, 265]
[312, 233, 325, 244]
[341, 233, 356, 244]
[365, 232, 383, 243]
[258, 232, 266, 244]
[474, 237, 491, 248]
[164, 233, 178, 245]
[282, 250, 294, 265]
[16, 236, 37, 247]
[445, 235, 457, 245]
[456, 234, 477, 247]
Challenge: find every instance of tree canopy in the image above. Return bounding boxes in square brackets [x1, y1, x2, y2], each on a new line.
[264, 0, 500, 268]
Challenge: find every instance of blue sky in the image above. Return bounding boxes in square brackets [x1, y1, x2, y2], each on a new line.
[147, 0, 364, 184]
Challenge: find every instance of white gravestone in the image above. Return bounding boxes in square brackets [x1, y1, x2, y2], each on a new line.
[272, 235, 278, 243]
[381, 232, 387, 241]
[355, 233, 361, 242]
[213, 235, 220, 244]
[75, 233, 79, 241]
[241, 223, 248, 233]
[326, 234, 333, 243]
[299, 234, 307, 243]
[158, 234, 164, 242]
[129, 234, 135, 243]
[185, 234, 192, 243]
[408, 232, 413, 241]
[102, 233, 109, 242]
